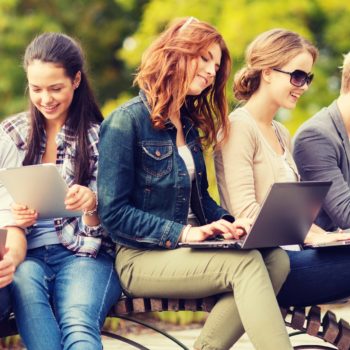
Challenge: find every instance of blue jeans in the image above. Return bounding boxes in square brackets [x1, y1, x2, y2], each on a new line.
[278, 245, 350, 307]
[0, 286, 11, 321]
[11, 244, 121, 350]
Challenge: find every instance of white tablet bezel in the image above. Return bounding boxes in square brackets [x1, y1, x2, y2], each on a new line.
[0, 164, 82, 219]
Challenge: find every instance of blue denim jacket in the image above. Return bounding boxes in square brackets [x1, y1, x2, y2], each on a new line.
[98, 91, 233, 249]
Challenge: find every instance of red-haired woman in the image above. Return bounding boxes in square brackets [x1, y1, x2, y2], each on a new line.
[98, 18, 293, 350]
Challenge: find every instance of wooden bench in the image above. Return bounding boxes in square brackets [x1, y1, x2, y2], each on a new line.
[1, 296, 350, 349]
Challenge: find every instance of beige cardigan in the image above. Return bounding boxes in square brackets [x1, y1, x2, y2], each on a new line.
[215, 107, 299, 219]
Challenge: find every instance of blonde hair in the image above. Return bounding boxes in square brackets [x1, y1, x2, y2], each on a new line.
[340, 52, 350, 94]
[134, 17, 231, 147]
[234, 28, 318, 101]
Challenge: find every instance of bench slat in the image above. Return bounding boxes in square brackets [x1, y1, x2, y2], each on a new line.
[2, 296, 350, 350]
[322, 310, 339, 344]
[291, 307, 306, 329]
[306, 305, 321, 336]
[335, 319, 350, 350]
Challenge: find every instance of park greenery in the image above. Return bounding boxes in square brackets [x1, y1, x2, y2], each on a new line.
[1, 0, 350, 135]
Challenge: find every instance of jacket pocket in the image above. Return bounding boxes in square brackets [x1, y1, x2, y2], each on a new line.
[141, 141, 173, 177]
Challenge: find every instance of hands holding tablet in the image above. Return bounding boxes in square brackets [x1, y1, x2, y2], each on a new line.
[11, 204, 38, 228]
[65, 185, 97, 215]
[11, 184, 97, 228]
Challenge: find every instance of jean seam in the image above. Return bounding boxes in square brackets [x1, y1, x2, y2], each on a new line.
[96, 261, 115, 328]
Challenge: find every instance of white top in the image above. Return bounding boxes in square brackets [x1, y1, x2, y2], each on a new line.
[178, 145, 196, 219]
[272, 124, 300, 250]
[279, 152, 299, 182]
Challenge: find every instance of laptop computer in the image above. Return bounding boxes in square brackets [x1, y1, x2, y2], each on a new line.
[179, 181, 332, 249]
[0, 164, 82, 219]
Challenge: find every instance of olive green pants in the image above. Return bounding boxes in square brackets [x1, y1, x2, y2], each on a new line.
[116, 246, 292, 350]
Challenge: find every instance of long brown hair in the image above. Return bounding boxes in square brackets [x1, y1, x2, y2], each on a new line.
[23, 33, 103, 186]
[134, 17, 231, 147]
[234, 28, 318, 101]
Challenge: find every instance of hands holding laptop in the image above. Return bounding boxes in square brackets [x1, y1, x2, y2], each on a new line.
[304, 228, 350, 246]
[11, 184, 97, 228]
[180, 218, 253, 243]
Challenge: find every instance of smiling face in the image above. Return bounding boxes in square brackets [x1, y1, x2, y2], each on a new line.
[268, 51, 314, 110]
[27, 60, 80, 126]
[187, 42, 222, 96]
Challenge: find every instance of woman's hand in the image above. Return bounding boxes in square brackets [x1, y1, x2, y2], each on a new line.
[0, 248, 15, 288]
[221, 218, 253, 240]
[65, 184, 97, 213]
[181, 218, 252, 242]
[304, 229, 350, 245]
[11, 203, 38, 227]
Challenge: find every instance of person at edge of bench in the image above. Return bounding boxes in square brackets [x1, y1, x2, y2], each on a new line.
[0, 140, 26, 323]
[98, 17, 293, 350]
[0, 33, 121, 350]
[214, 28, 350, 308]
[294, 52, 350, 232]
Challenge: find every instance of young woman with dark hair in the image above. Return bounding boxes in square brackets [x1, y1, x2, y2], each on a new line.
[0, 32, 121, 350]
[98, 18, 293, 350]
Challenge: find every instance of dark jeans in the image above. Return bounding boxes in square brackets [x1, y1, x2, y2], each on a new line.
[278, 246, 350, 307]
[0, 285, 11, 321]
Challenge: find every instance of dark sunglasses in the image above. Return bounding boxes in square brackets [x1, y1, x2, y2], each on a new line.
[272, 68, 314, 87]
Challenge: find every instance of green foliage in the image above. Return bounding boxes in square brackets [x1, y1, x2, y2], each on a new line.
[115, 0, 350, 133]
[103, 316, 121, 331]
[2, 0, 350, 129]
[0, 334, 22, 348]
[154, 310, 207, 325]
[0, 0, 147, 120]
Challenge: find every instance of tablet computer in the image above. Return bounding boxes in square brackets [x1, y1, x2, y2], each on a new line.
[0, 164, 82, 219]
[0, 228, 7, 259]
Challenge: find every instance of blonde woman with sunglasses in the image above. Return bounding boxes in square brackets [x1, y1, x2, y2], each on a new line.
[215, 28, 350, 307]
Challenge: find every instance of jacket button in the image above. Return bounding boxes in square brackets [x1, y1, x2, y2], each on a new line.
[165, 240, 172, 248]
[155, 150, 161, 157]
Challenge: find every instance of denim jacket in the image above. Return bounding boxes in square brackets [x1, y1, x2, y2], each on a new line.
[98, 91, 233, 250]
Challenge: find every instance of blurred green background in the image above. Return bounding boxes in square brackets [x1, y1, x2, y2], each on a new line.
[1, 0, 350, 200]
[2, 0, 350, 130]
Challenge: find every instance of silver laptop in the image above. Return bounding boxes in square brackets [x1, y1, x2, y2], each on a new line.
[179, 181, 332, 249]
[0, 164, 82, 219]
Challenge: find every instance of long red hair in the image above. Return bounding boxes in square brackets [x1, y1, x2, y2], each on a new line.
[134, 17, 231, 148]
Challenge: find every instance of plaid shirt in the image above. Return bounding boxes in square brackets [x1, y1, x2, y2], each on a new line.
[0, 112, 115, 258]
